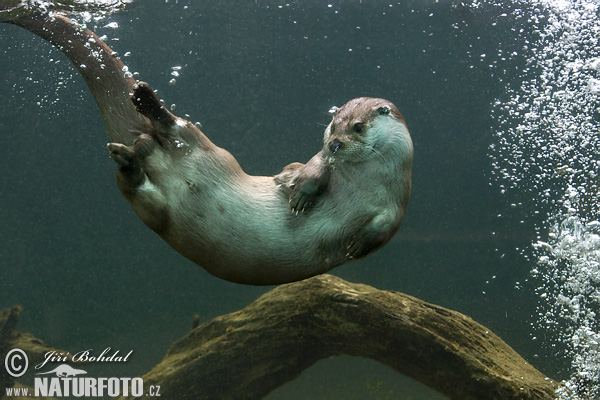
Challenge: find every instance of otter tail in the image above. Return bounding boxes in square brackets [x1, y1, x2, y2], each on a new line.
[3, 10, 146, 145]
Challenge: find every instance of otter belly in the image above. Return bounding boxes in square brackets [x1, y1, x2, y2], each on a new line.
[160, 178, 343, 285]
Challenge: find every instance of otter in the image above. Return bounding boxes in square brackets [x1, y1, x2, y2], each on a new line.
[5, 11, 413, 285]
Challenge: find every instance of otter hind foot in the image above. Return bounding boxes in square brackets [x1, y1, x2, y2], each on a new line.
[107, 142, 134, 167]
[131, 82, 176, 127]
[107, 142, 145, 188]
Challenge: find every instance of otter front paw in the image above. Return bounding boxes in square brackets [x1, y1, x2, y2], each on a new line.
[346, 229, 388, 260]
[289, 177, 320, 214]
[278, 155, 330, 214]
[274, 162, 322, 213]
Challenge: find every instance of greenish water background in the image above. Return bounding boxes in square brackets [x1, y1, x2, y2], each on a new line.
[0, 1, 561, 398]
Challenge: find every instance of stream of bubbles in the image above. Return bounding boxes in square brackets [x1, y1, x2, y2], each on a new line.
[489, 0, 600, 397]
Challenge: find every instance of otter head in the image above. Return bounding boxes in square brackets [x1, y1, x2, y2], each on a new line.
[322, 97, 412, 166]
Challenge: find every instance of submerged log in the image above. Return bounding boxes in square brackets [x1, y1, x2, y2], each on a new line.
[131, 274, 558, 400]
[0, 306, 67, 396]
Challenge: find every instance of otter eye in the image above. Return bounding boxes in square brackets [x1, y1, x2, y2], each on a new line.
[353, 123, 364, 133]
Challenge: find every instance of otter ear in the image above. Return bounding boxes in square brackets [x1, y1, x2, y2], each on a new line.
[328, 106, 340, 116]
[377, 105, 391, 115]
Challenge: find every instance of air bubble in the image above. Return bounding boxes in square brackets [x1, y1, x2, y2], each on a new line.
[588, 78, 600, 94]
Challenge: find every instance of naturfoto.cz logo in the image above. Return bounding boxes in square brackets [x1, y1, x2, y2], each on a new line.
[4, 348, 160, 398]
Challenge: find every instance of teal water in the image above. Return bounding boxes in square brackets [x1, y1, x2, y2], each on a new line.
[1, 0, 597, 398]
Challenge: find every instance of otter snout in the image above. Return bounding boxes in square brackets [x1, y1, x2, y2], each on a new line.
[329, 139, 343, 154]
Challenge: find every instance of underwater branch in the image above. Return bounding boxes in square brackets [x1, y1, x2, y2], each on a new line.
[129, 274, 557, 400]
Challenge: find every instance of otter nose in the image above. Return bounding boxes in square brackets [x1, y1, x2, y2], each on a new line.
[329, 139, 343, 154]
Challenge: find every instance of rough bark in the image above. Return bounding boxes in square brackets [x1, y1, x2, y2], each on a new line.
[0, 306, 65, 397]
[130, 274, 558, 400]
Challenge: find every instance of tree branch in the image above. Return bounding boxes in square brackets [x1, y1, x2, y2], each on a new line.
[133, 274, 558, 400]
